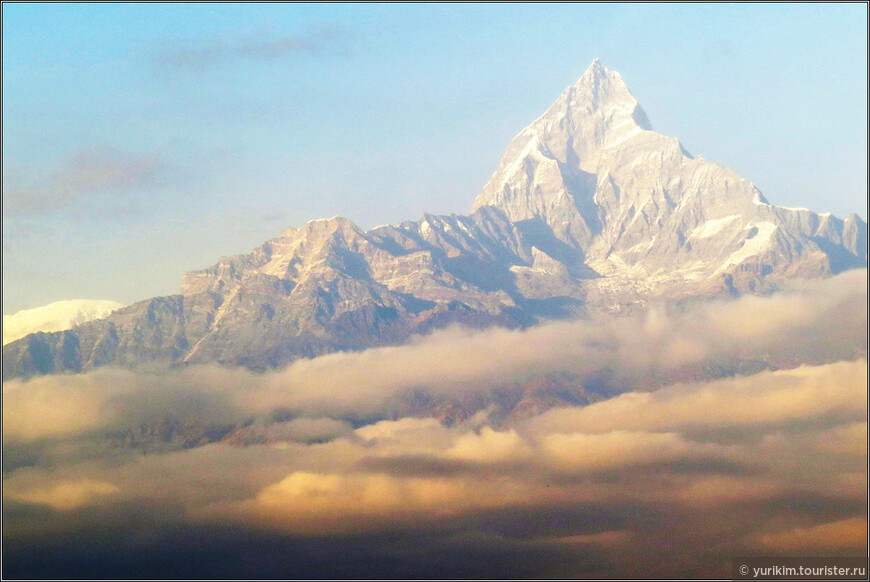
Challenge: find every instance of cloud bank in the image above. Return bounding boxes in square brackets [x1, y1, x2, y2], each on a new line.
[2, 270, 867, 578]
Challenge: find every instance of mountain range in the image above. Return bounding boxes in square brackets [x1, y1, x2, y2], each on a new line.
[3, 60, 866, 380]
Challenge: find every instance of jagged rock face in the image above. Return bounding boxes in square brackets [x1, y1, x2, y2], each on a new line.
[3, 208, 544, 377]
[473, 59, 867, 302]
[3, 61, 865, 379]
[2, 297, 188, 379]
[176, 208, 542, 368]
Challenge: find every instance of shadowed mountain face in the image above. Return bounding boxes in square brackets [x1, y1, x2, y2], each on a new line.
[3, 61, 865, 380]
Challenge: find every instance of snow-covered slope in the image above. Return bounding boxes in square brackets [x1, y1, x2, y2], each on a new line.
[3, 300, 124, 345]
[473, 59, 866, 301]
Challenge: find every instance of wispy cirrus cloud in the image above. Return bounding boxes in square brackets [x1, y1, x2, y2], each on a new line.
[2, 147, 169, 216]
[154, 28, 347, 72]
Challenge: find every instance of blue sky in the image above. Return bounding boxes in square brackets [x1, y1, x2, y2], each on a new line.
[2, 3, 867, 313]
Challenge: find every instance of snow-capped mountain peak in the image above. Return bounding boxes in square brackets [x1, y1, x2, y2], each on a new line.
[472, 60, 659, 248]
[2, 299, 124, 345]
[472, 60, 864, 297]
[570, 59, 651, 127]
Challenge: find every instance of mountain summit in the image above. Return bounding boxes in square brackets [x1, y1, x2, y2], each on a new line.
[4, 62, 866, 379]
[474, 61, 865, 299]
[473, 59, 657, 249]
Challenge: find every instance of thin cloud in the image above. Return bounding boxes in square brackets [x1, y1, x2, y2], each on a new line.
[2, 147, 168, 216]
[755, 517, 868, 551]
[5, 479, 120, 512]
[155, 28, 346, 72]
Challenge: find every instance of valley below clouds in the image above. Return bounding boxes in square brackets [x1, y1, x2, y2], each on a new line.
[2, 269, 867, 578]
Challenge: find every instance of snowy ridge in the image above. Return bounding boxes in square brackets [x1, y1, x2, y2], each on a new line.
[3, 299, 124, 345]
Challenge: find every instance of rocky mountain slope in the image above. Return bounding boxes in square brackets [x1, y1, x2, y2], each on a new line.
[4, 61, 865, 380]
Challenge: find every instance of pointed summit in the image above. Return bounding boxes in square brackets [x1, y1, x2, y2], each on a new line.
[471, 61, 658, 246]
[567, 60, 652, 130]
[578, 57, 616, 88]
[585, 57, 605, 74]
[469, 60, 866, 299]
[474, 61, 653, 195]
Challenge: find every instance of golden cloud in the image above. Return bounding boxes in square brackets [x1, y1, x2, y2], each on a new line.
[756, 517, 868, 552]
[526, 360, 867, 435]
[6, 479, 119, 511]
